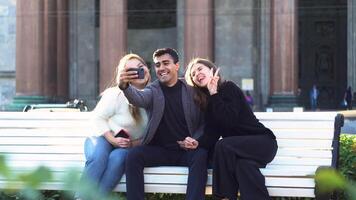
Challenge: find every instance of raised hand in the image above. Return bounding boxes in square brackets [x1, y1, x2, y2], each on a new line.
[118, 68, 139, 89]
[207, 68, 220, 95]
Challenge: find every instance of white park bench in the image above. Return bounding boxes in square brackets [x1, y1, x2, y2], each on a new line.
[0, 111, 344, 199]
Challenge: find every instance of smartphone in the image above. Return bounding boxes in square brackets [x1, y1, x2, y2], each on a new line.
[115, 129, 130, 139]
[127, 67, 145, 79]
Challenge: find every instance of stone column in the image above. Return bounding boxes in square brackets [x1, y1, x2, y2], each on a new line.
[43, 0, 58, 98]
[15, 0, 44, 96]
[257, 0, 271, 110]
[69, 0, 98, 109]
[348, 0, 356, 94]
[56, 0, 69, 101]
[99, 0, 127, 91]
[268, 0, 299, 111]
[177, 0, 185, 71]
[184, 0, 214, 66]
[8, 0, 48, 111]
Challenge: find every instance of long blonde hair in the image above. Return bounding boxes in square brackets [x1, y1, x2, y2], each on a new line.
[107, 53, 148, 123]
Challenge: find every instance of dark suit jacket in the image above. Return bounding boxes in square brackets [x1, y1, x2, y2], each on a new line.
[123, 78, 205, 145]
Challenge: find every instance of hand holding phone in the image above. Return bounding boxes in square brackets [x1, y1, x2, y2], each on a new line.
[127, 67, 145, 79]
[115, 129, 130, 139]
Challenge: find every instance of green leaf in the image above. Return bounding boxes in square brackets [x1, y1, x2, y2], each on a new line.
[18, 166, 52, 189]
[345, 182, 356, 200]
[315, 168, 346, 193]
[0, 155, 11, 178]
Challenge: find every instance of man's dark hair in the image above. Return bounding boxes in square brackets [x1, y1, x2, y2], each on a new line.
[152, 48, 179, 64]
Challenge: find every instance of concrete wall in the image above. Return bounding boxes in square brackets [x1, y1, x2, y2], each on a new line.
[214, 0, 257, 105]
[0, 0, 16, 110]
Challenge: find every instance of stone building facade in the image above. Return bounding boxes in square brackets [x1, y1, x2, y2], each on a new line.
[1, 0, 355, 111]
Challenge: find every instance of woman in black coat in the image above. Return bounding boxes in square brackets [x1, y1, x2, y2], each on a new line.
[185, 58, 278, 200]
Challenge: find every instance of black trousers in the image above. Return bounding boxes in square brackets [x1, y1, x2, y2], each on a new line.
[125, 145, 208, 200]
[213, 134, 278, 200]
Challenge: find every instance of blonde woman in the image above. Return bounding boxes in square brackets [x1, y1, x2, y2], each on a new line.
[76, 54, 150, 199]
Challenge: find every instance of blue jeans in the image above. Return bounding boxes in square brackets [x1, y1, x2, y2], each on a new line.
[82, 136, 128, 195]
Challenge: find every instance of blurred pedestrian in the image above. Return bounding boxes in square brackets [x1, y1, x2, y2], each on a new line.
[245, 91, 254, 110]
[309, 84, 319, 111]
[344, 86, 353, 110]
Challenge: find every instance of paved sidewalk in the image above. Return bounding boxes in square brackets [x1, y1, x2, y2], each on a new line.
[342, 118, 356, 134]
[339, 110, 356, 134]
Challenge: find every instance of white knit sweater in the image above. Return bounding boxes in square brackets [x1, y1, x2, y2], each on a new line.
[91, 87, 147, 140]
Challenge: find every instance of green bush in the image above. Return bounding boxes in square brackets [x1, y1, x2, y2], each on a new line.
[339, 134, 356, 181]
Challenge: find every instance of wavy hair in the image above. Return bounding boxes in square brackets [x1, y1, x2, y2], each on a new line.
[185, 58, 222, 110]
[106, 53, 148, 123]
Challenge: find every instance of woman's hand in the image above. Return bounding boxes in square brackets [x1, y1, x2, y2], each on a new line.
[177, 137, 199, 150]
[112, 137, 131, 148]
[207, 68, 220, 95]
[104, 130, 131, 148]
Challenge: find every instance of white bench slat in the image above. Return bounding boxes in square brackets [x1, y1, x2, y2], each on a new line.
[277, 139, 332, 148]
[0, 129, 91, 137]
[267, 188, 315, 198]
[255, 111, 338, 120]
[0, 146, 84, 154]
[273, 129, 334, 139]
[270, 157, 331, 166]
[262, 121, 334, 129]
[0, 112, 92, 120]
[266, 177, 314, 187]
[276, 149, 332, 158]
[0, 137, 85, 145]
[3, 154, 85, 162]
[5, 162, 83, 171]
[0, 120, 90, 128]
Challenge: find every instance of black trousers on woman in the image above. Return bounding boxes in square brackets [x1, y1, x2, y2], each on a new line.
[125, 145, 208, 200]
[213, 134, 278, 200]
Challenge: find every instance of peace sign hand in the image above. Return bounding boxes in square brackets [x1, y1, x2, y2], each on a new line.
[207, 68, 220, 95]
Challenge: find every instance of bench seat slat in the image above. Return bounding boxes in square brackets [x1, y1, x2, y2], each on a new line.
[0, 128, 334, 139]
[0, 138, 333, 149]
[5, 153, 331, 166]
[4, 155, 332, 167]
